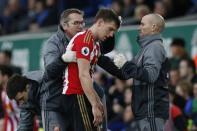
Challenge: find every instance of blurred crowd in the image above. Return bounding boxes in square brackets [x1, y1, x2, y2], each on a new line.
[0, 0, 197, 35]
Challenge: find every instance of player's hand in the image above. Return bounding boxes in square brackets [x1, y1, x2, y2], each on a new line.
[61, 50, 76, 62]
[92, 101, 104, 127]
[113, 53, 127, 68]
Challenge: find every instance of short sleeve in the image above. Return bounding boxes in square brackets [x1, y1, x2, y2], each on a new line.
[75, 36, 93, 61]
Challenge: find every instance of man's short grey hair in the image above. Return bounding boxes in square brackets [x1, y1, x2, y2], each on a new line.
[60, 8, 84, 26]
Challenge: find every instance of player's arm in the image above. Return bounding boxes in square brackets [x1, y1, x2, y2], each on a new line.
[97, 55, 127, 80]
[77, 58, 104, 126]
[61, 51, 128, 80]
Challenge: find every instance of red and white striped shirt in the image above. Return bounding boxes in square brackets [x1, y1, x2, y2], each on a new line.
[1, 90, 19, 131]
[62, 30, 100, 95]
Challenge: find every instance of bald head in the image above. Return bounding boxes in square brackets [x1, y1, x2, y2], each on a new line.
[147, 14, 165, 32]
[139, 13, 165, 37]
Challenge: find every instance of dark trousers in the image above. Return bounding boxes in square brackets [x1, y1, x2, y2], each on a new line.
[41, 110, 72, 131]
[136, 117, 166, 131]
[62, 94, 98, 131]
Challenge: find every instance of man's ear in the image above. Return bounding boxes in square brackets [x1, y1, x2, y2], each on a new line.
[152, 24, 156, 32]
[152, 24, 159, 33]
[61, 22, 68, 31]
[97, 19, 104, 27]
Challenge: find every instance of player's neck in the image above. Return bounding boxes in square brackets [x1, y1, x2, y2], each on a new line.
[89, 25, 98, 41]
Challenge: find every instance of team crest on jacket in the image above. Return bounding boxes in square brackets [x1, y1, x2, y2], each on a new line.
[81, 47, 90, 56]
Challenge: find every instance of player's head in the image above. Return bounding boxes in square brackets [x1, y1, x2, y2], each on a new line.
[6, 74, 29, 105]
[0, 65, 13, 87]
[139, 13, 165, 37]
[60, 8, 84, 38]
[0, 50, 12, 65]
[93, 8, 121, 41]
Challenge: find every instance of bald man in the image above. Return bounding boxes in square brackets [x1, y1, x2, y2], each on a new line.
[113, 14, 170, 131]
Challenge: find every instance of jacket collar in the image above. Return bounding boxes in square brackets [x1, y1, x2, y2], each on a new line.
[137, 34, 162, 48]
[57, 25, 70, 44]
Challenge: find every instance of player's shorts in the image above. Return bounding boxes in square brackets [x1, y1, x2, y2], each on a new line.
[62, 94, 98, 131]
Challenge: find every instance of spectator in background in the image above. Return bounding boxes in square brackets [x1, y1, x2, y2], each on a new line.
[109, 79, 126, 103]
[108, 79, 126, 120]
[111, 0, 124, 16]
[17, 0, 36, 31]
[176, 81, 193, 102]
[28, 18, 40, 32]
[153, 0, 168, 18]
[165, 87, 187, 131]
[0, 65, 20, 131]
[56, 0, 101, 18]
[0, 5, 13, 34]
[169, 38, 188, 69]
[123, 87, 132, 106]
[27, 0, 36, 17]
[169, 68, 180, 87]
[122, 105, 138, 131]
[7, 0, 27, 32]
[34, 0, 48, 27]
[122, 0, 135, 17]
[82, 0, 101, 18]
[175, 81, 193, 117]
[170, 0, 192, 18]
[0, 0, 7, 15]
[187, 0, 197, 14]
[130, 4, 150, 25]
[108, 105, 138, 131]
[44, 0, 58, 26]
[22, 0, 57, 30]
[179, 58, 196, 83]
[0, 50, 22, 74]
[93, 71, 109, 93]
[185, 79, 197, 130]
